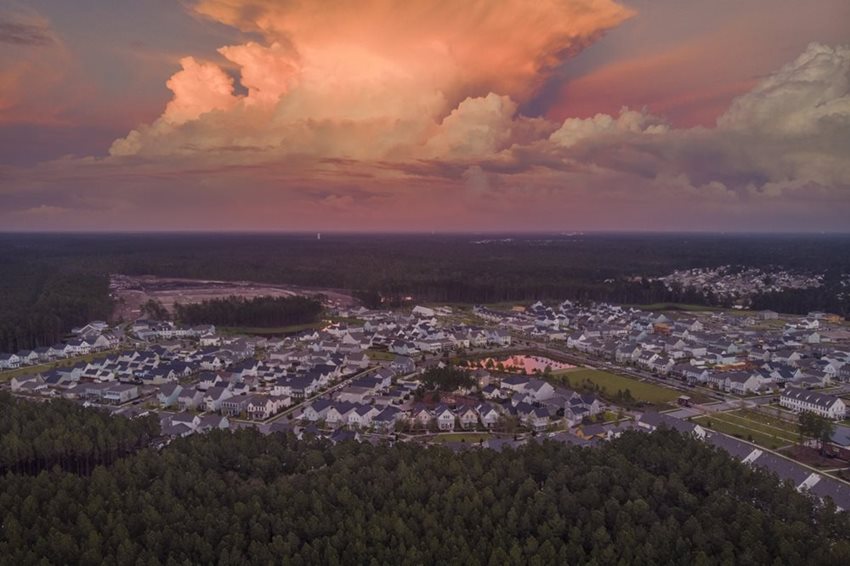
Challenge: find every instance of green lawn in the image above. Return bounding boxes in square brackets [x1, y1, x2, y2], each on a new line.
[693, 415, 793, 450]
[221, 322, 324, 336]
[366, 349, 396, 361]
[730, 409, 799, 432]
[627, 303, 721, 312]
[553, 368, 681, 405]
[428, 432, 493, 444]
[720, 412, 799, 442]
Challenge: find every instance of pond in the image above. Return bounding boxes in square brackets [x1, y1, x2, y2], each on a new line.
[472, 354, 574, 375]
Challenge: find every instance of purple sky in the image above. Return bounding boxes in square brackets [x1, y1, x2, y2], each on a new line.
[1, 0, 849, 232]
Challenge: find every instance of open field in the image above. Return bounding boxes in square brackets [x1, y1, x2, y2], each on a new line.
[366, 349, 396, 361]
[627, 303, 722, 312]
[221, 322, 324, 336]
[721, 411, 799, 441]
[552, 368, 682, 405]
[426, 432, 493, 444]
[694, 412, 798, 450]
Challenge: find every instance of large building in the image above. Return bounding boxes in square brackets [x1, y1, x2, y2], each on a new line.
[780, 387, 846, 420]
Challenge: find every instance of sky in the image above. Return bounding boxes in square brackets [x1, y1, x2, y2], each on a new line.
[1, 0, 849, 232]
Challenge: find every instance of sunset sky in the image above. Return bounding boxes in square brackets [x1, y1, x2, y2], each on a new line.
[1, 0, 849, 232]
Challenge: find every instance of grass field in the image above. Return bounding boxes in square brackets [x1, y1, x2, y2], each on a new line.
[428, 432, 493, 444]
[222, 316, 364, 337]
[366, 349, 396, 361]
[628, 303, 721, 312]
[221, 322, 324, 336]
[553, 368, 682, 405]
[694, 412, 798, 450]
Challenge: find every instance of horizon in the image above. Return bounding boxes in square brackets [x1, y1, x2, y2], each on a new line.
[2, 1, 849, 231]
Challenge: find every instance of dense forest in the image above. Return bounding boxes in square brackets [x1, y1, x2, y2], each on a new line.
[1, 233, 847, 351]
[0, 393, 159, 475]
[1, 412, 848, 564]
[0, 265, 113, 354]
[174, 296, 324, 328]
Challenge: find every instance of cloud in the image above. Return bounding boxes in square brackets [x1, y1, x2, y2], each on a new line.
[5, 0, 849, 233]
[0, 20, 53, 46]
[110, 0, 632, 159]
[550, 107, 669, 147]
[560, 43, 850, 194]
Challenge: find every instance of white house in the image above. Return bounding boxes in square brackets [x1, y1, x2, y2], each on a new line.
[780, 387, 846, 420]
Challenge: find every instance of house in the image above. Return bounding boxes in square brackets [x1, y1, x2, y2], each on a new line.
[434, 405, 456, 431]
[220, 395, 252, 417]
[157, 383, 183, 408]
[347, 405, 379, 429]
[525, 407, 551, 431]
[0, 353, 22, 369]
[17, 350, 40, 365]
[457, 406, 479, 430]
[638, 412, 707, 440]
[197, 414, 230, 432]
[525, 379, 555, 401]
[412, 305, 436, 318]
[303, 399, 334, 422]
[411, 406, 433, 427]
[204, 386, 234, 412]
[247, 395, 288, 420]
[477, 404, 502, 429]
[780, 387, 846, 420]
[288, 374, 320, 399]
[11, 374, 44, 391]
[391, 356, 415, 374]
[481, 384, 503, 400]
[326, 402, 357, 428]
[103, 384, 140, 405]
[373, 406, 405, 432]
[488, 329, 512, 347]
[178, 388, 205, 411]
[725, 371, 763, 395]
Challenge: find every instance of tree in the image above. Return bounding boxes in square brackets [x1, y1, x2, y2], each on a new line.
[798, 411, 836, 454]
[141, 299, 170, 320]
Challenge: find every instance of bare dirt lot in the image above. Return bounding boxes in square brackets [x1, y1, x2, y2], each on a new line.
[110, 274, 355, 321]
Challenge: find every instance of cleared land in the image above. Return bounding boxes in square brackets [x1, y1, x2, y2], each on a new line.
[111, 274, 355, 321]
[553, 368, 681, 405]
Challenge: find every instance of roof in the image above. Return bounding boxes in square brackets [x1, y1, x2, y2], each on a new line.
[782, 387, 843, 410]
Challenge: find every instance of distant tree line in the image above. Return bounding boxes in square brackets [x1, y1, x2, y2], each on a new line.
[1, 233, 847, 353]
[0, 416, 848, 564]
[174, 295, 323, 327]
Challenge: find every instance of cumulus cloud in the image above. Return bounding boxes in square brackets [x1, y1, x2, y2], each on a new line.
[549, 107, 669, 147]
[109, 0, 632, 159]
[559, 43, 850, 196]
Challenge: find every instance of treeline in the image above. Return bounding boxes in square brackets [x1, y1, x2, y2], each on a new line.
[0, 393, 159, 475]
[0, 267, 113, 353]
[1, 233, 847, 346]
[174, 295, 323, 327]
[1, 426, 848, 564]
